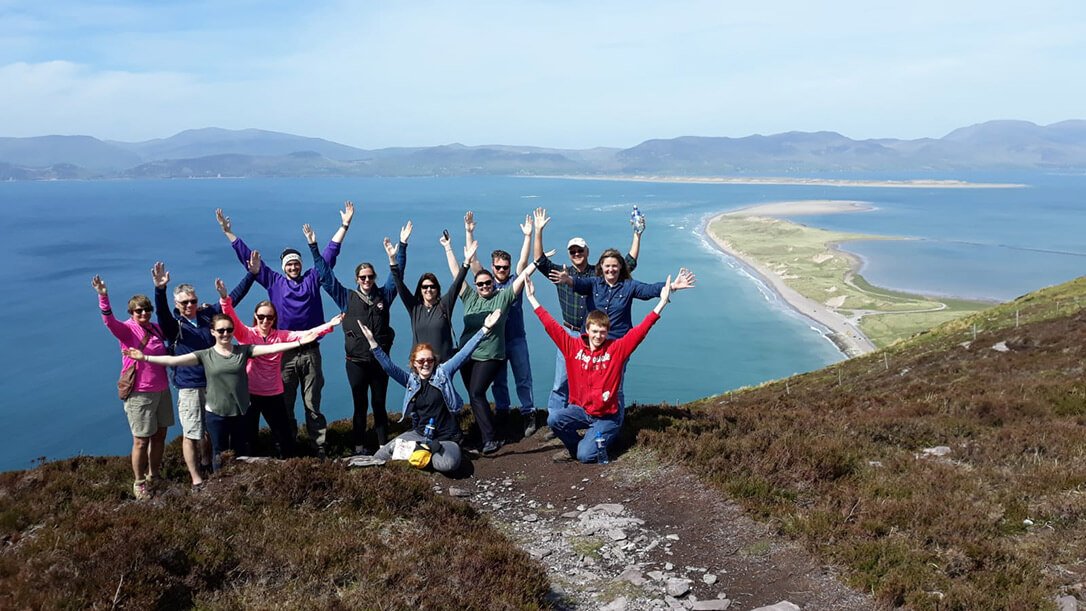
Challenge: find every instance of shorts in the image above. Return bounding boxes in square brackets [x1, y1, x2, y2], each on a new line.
[177, 388, 207, 440]
[123, 390, 174, 438]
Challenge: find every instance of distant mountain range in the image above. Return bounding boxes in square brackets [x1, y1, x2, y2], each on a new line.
[2, 120, 1085, 180]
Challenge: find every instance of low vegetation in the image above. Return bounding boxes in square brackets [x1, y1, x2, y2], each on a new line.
[631, 277, 1086, 609]
[709, 215, 991, 347]
[0, 453, 549, 609]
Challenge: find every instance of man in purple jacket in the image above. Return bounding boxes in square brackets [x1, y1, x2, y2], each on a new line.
[216, 202, 355, 456]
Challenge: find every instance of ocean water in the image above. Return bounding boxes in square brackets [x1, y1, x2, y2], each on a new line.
[1, 174, 1082, 471]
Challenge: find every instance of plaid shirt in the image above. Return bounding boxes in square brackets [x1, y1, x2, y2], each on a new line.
[536, 252, 637, 330]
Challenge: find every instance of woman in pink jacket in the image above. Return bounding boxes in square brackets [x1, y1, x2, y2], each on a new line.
[92, 275, 172, 500]
[217, 277, 343, 458]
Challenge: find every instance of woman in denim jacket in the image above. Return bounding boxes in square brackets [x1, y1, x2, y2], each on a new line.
[358, 308, 502, 473]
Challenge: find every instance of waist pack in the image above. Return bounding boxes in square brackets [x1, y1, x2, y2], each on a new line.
[118, 328, 156, 401]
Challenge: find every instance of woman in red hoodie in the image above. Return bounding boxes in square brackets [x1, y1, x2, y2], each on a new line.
[524, 274, 675, 463]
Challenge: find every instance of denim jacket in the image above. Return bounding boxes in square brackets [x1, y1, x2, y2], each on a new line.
[372, 327, 487, 423]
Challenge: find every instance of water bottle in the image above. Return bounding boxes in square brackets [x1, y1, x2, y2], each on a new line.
[595, 431, 609, 464]
[630, 205, 645, 235]
[423, 417, 436, 449]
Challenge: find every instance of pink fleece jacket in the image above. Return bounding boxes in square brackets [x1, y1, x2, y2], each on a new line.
[99, 294, 169, 393]
[220, 297, 336, 396]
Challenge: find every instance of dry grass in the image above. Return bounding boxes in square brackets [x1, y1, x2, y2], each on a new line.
[631, 277, 1086, 610]
[0, 455, 549, 609]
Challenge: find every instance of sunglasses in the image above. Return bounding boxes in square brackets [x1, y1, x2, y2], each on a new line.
[213, 327, 234, 335]
[176, 299, 198, 306]
[493, 264, 510, 271]
[414, 357, 436, 365]
[568, 247, 586, 255]
[130, 307, 153, 314]
[420, 284, 438, 290]
[255, 314, 275, 321]
[358, 274, 376, 281]
[475, 280, 493, 288]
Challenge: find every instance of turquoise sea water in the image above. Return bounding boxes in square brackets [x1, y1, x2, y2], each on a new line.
[1, 174, 1082, 471]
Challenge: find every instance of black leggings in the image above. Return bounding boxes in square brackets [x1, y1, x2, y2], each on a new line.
[346, 358, 390, 448]
[460, 358, 504, 444]
[247, 392, 296, 458]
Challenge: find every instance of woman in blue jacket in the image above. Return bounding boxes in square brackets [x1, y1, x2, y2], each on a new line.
[357, 308, 502, 473]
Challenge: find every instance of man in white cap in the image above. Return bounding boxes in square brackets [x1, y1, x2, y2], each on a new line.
[215, 202, 355, 457]
[531, 207, 643, 414]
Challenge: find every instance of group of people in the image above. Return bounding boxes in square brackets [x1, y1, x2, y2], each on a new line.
[95, 202, 695, 499]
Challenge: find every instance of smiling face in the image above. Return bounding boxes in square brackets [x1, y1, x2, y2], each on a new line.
[419, 279, 440, 306]
[568, 245, 589, 270]
[175, 290, 198, 319]
[586, 322, 609, 350]
[127, 295, 153, 325]
[254, 304, 276, 334]
[474, 271, 495, 298]
[211, 319, 234, 347]
[356, 263, 376, 292]
[283, 259, 302, 280]
[600, 256, 622, 284]
[491, 256, 511, 283]
[412, 348, 436, 380]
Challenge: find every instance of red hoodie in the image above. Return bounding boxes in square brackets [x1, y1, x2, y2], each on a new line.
[535, 305, 660, 417]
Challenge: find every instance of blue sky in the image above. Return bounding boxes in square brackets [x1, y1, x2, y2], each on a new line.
[2, 0, 1084, 148]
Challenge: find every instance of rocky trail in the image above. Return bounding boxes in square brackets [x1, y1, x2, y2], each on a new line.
[429, 431, 879, 610]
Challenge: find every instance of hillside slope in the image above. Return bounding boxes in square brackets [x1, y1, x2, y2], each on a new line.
[633, 277, 1086, 609]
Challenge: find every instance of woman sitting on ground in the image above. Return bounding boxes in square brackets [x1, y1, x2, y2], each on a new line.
[216, 267, 343, 458]
[123, 308, 323, 471]
[358, 308, 502, 473]
[92, 275, 172, 500]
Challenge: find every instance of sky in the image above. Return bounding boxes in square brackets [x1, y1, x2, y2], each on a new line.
[2, 0, 1085, 149]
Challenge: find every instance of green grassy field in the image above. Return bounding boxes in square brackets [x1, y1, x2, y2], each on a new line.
[708, 215, 991, 347]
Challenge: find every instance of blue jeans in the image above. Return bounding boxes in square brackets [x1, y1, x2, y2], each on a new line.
[547, 404, 623, 463]
[492, 335, 534, 415]
[547, 327, 580, 413]
[205, 411, 250, 470]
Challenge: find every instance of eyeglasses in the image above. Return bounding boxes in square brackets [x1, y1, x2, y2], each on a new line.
[213, 327, 234, 335]
[493, 264, 510, 271]
[255, 314, 275, 321]
[568, 247, 586, 255]
[131, 307, 153, 314]
[358, 274, 376, 281]
[420, 284, 438, 291]
[177, 299, 198, 306]
[414, 357, 436, 365]
[475, 280, 493, 288]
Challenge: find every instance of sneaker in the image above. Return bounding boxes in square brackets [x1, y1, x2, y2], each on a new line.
[132, 479, 150, 501]
[523, 412, 538, 438]
[481, 440, 504, 455]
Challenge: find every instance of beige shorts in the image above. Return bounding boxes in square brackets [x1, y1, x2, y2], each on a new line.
[124, 390, 174, 438]
[177, 388, 207, 440]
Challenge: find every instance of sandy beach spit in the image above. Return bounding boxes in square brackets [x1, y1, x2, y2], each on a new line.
[726, 200, 875, 216]
[531, 174, 1025, 189]
[704, 208, 877, 358]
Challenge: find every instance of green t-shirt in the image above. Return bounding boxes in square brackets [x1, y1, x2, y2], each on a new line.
[194, 344, 255, 417]
[460, 287, 515, 361]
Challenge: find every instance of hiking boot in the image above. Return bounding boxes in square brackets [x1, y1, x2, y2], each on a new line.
[132, 479, 151, 501]
[523, 411, 538, 438]
[481, 440, 504, 455]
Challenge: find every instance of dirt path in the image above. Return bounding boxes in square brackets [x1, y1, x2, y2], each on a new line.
[437, 432, 880, 610]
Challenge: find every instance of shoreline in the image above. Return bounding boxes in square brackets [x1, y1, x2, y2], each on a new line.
[527, 174, 1026, 189]
[703, 211, 878, 358]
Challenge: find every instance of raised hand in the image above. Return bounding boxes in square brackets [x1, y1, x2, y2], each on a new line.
[532, 207, 550, 232]
[519, 214, 532, 236]
[464, 211, 475, 233]
[91, 275, 108, 295]
[660, 275, 673, 303]
[464, 239, 479, 264]
[356, 322, 378, 349]
[483, 308, 503, 331]
[151, 261, 169, 289]
[383, 237, 399, 260]
[523, 274, 536, 298]
[302, 223, 316, 244]
[548, 268, 571, 286]
[248, 250, 262, 275]
[215, 209, 231, 233]
[671, 268, 696, 291]
[439, 232, 452, 249]
[215, 278, 227, 298]
[340, 201, 355, 226]
[400, 220, 413, 244]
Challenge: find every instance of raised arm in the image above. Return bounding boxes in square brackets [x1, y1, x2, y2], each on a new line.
[464, 211, 483, 274]
[216, 208, 237, 242]
[329, 201, 355, 245]
[217, 282, 259, 345]
[531, 207, 548, 263]
[219, 208, 276, 287]
[441, 309, 502, 376]
[653, 275, 673, 315]
[251, 330, 320, 357]
[510, 255, 551, 296]
[629, 217, 645, 262]
[151, 262, 180, 340]
[358, 322, 411, 387]
[381, 231, 409, 304]
[440, 232, 461, 281]
[515, 214, 532, 273]
[305, 225, 350, 310]
[92, 275, 139, 344]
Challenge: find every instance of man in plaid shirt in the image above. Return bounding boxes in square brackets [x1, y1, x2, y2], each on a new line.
[531, 207, 642, 414]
